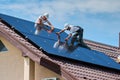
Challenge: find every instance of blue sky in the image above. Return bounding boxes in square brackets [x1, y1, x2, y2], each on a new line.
[0, 0, 120, 47]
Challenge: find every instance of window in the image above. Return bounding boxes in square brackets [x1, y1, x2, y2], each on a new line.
[0, 40, 8, 52]
[41, 77, 59, 80]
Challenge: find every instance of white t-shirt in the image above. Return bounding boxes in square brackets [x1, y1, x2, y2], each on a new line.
[64, 25, 80, 33]
[35, 15, 47, 24]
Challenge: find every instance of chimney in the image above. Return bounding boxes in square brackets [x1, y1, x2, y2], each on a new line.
[119, 32, 120, 48]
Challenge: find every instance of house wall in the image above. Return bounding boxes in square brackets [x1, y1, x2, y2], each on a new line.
[35, 62, 64, 80]
[0, 36, 64, 80]
[0, 36, 24, 80]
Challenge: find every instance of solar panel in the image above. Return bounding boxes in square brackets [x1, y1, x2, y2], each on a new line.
[0, 13, 120, 70]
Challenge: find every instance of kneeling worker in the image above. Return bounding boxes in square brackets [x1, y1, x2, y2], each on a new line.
[56, 23, 84, 47]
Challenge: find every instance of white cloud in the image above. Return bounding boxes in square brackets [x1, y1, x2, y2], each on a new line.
[0, 0, 120, 27]
[1, 0, 120, 17]
[81, 0, 120, 13]
[38, 0, 120, 14]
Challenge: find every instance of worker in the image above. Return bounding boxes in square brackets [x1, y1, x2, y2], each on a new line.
[34, 13, 54, 35]
[56, 23, 83, 47]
